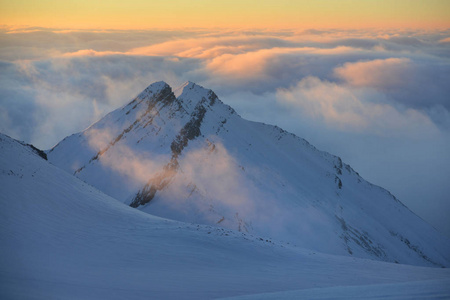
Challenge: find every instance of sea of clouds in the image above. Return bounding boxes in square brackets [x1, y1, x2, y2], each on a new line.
[1, 26, 449, 237]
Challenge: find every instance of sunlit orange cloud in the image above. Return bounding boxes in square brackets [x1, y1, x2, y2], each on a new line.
[334, 58, 412, 89]
[439, 37, 450, 43]
[129, 34, 361, 58]
[205, 47, 361, 79]
[60, 36, 370, 81]
[121, 37, 367, 81]
[129, 36, 258, 58]
[62, 49, 124, 57]
[1, 0, 449, 30]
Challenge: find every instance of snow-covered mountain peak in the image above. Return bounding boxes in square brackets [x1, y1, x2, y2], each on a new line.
[126, 80, 223, 119]
[132, 80, 177, 112]
[173, 81, 190, 98]
[174, 81, 220, 115]
[47, 81, 450, 267]
[136, 81, 171, 98]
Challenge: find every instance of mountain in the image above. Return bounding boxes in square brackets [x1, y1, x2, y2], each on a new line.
[47, 81, 450, 267]
[2, 133, 450, 299]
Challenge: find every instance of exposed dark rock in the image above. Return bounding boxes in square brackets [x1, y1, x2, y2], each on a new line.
[336, 215, 387, 258]
[130, 184, 157, 208]
[22, 143, 47, 160]
[74, 166, 85, 175]
[335, 176, 343, 189]
[208, 90, 218, 106]
[389, 231, 442, 267]
[334, 157, 343, 175]
[129, 158, 178, 208]
[170, 104, 207, 158]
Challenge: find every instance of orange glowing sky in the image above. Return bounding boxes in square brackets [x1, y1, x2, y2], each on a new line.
[1, 0, 449, 30]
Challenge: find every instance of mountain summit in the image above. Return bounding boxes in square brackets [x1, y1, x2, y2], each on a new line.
[48, 81, 450, 267]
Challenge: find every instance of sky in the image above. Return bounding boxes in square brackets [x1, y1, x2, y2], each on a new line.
[0, 1, 449, 237]
[1, 0, 450, 29]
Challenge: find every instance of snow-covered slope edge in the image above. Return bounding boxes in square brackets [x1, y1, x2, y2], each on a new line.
[47, 81, 450, 267]
[1, 132, 450, 299]
[221, 279, 450, 300]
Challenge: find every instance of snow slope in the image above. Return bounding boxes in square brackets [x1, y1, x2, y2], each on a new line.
[1, 133, 450, 299]
[47, 81, 450, 267]
[221, 279, 450, 300]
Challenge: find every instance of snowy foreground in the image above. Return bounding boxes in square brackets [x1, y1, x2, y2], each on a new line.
[222, 279, 450, 299]
[1, 133, 449, 299]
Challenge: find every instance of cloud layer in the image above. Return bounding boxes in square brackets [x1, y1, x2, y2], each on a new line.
[1, 26, 449, 237]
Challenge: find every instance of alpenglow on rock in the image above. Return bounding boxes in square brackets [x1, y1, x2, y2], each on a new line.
[48, 81, 450, 267]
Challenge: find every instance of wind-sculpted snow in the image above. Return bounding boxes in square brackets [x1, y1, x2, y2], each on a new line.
[48, 81, 450, 267]
[2, 132, 450, 299]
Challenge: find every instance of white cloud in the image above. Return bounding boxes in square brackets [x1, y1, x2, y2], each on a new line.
[276, 76, 439, 137]
[334, 58, 412, 89]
